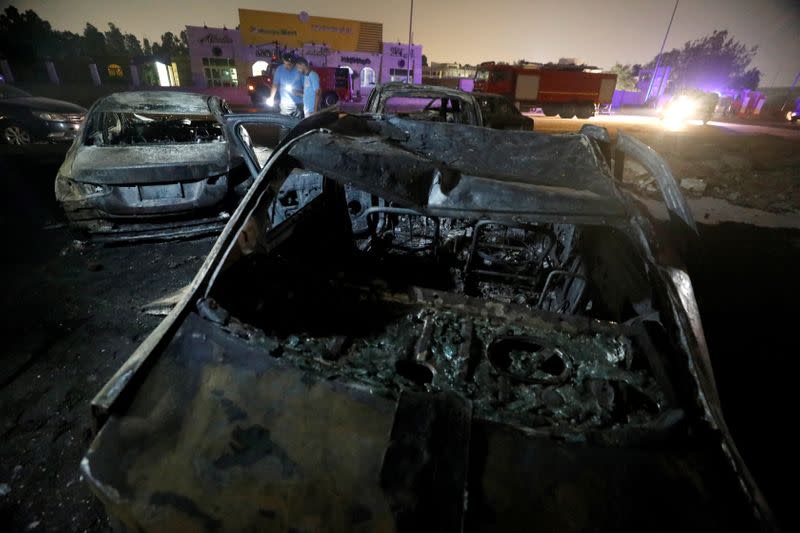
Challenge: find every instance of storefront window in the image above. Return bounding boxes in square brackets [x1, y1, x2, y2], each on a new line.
[361, 67, 376, 86]
[107, 64, 124, 77]
[389, 68, 412, 82]
[202, 57, 239, 87]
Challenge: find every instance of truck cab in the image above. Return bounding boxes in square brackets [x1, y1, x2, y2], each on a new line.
[246, 63, 277, 107]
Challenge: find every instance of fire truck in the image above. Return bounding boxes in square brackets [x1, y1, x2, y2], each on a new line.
[247, 64, 354, 108]
[474, 62, 617, 118]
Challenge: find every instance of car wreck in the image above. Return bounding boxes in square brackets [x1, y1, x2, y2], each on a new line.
[365, 82, 533, 130]
[54, 91, 279, 242]
[81, 113, 774, 531]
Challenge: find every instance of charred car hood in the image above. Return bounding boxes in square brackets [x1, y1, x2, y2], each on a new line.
[67, 143, 231, 185]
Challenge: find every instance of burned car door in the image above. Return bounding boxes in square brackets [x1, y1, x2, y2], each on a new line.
[82, 115, 774, 532]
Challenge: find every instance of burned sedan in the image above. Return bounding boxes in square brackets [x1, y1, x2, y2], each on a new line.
[81, 114, 774, 531]
[365, 82, 532, 130]
[55, 91, 253, 241]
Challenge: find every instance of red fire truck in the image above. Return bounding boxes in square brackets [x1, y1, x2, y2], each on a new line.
[247, 65, 354, 108]
[474, 62, 617, 118]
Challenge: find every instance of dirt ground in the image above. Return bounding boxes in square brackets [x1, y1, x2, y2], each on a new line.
[531, 115, 800, 215]
[0, 119, 798, 531]
[623, 125, 800, 213]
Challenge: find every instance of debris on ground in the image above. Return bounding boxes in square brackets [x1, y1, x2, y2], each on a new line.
[680, 177, 708, 196]
[141, 285, 190, 316]
[625, 129, 800, 213]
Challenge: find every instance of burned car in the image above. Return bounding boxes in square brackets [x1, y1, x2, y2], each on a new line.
[473, 91, 533, 130]
[365, 82, 532, 130]
[55, 91, 258, 241]
[81, 114, 774, 531]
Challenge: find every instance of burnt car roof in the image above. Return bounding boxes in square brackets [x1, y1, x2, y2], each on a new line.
[289, 116, 626, 221]
[93, 91, 216, 114]
[371, 82, 475, 100]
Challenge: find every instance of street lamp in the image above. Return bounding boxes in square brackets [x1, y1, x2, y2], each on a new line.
[407, 0, 414, 83]
[645, 0, 680, 104]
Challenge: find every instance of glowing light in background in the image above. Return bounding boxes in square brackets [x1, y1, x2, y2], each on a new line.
[154, 61, 170, 87]
[662, 95, 697, 130]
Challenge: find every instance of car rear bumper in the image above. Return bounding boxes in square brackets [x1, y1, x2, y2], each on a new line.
[71, 214, 230, 243]
[57, 174, 232, 241]
[58, 175, 229, 217]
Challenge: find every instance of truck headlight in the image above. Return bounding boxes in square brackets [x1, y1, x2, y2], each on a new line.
[662, 96, 698, 129]
[664, 97, 697, 121]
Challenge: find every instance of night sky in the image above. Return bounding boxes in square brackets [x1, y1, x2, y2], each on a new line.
[9, 0, 800, 86]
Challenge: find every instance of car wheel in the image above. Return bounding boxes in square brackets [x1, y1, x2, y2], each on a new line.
[575, 104, 594, 119]
[559, 105, 575, 119]
[322, 91, 339, 107]
[541, 105, 559, 117]
[2, 124, 32, 145]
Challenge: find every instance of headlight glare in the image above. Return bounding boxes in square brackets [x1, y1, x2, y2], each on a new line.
[35, 111, 69, 121]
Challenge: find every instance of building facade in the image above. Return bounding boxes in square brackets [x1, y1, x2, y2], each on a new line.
[423, 62, 477, 80]
[185, 10, 423, 97]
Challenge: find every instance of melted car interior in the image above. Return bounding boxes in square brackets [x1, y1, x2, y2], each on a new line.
[381, 96, 476, 124]
[208, 168, 679, 435]
[85, 112, 225, 146]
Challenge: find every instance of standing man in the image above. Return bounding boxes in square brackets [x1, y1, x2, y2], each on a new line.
[267, 53, 303, 117]
[296, 58, 321, 118]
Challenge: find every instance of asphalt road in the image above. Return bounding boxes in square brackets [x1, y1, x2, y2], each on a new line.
[0, 115, 798, 531]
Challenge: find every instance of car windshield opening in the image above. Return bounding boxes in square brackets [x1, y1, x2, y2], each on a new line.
[381, 96, 469, 123]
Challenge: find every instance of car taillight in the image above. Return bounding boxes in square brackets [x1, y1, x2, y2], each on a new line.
[247, 84, 255, 91]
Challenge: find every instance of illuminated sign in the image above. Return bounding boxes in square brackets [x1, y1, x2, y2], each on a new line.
[341, 56, 371, 65]
[239, 9, 382, 52]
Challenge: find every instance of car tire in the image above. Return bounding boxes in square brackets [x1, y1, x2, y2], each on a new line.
[322, 91, 339, 107]
[575, 104, 594, 119]
[541, 105, 559, 117]
[2, 123, 32, 145]
[559, 105, 575, 119]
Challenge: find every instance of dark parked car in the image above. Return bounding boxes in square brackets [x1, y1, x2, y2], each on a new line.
[365, 82, 533, 130]
[0, 85, 86, 144]
[81, 113, 774, 531]
[54, 91, 280, 242]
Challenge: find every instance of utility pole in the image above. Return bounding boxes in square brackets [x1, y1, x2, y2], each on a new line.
[645, 0, 680, 104]
[780, 70, 800, 113]
[407, 0, 414, 83]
